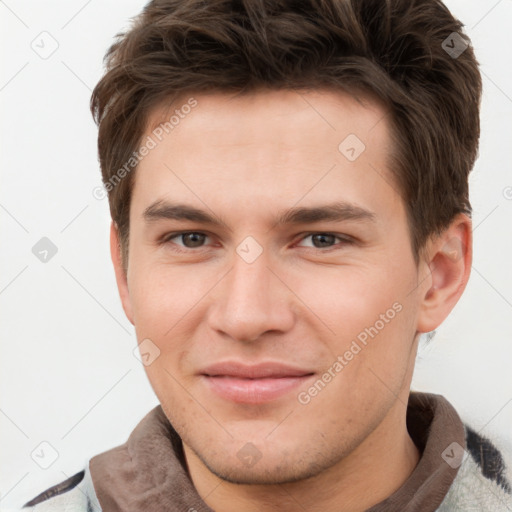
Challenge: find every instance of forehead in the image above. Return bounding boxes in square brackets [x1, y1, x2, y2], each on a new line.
[132, 89, 400, 226]
[147, 89, 389, 153]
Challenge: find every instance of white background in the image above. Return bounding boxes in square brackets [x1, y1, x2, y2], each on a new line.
[1, 0, 511, 507]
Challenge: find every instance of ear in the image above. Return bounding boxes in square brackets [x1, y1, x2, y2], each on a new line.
[416, 213, 472, 333]
[110, 221, 134, 326]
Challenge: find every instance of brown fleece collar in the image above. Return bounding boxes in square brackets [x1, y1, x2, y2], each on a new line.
[89, 392, 464, 512]
[367, 392, 464, 511]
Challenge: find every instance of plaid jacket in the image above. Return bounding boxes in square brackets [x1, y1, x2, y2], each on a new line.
[20, 424, 512, 512]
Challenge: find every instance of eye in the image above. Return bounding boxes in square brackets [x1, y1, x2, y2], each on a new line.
[160, 231, 354, 254]
[163, 232, 210, 250]
[296, 233, 353, 249]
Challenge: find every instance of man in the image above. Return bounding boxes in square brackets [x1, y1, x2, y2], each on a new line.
[20, 0, 512, 510]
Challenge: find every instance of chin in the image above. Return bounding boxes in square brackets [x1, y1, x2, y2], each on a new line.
[190, 436, 347, 486]
[202, 456, 327, 485]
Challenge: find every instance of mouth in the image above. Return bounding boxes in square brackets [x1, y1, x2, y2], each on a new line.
[199, 361, 315, 404]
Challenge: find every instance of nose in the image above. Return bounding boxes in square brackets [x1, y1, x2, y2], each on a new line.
[206, 251, 295, 343]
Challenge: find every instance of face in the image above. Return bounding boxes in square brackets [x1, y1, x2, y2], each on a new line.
[116, 89, 429, 484]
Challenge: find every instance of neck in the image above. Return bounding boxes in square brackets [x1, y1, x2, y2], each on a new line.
[184, 397, 420, 512]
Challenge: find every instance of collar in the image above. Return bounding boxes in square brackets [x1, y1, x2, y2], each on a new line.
[367, 392, 465, 511]
[89, 392, 464, 511]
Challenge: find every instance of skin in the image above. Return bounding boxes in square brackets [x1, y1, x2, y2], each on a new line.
[110, 89, 472, 512]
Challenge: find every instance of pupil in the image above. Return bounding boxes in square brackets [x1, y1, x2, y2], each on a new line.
[184, 233, 204, 247]
[313, 234, 334, 247]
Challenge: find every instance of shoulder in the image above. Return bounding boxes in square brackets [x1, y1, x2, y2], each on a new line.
[23, 471, 85, 508]
[18, 464, 100, 512]
[438, 425, 512, 511]
[465, 425, 512, 493]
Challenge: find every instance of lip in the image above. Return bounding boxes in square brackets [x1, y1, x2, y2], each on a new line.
[200, 361, 314, 379]
[200, 361, 315, 404]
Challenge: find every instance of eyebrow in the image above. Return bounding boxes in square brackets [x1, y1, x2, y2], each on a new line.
[143, 200, 376, 228]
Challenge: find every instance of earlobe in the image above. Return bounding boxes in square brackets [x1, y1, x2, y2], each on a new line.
[110, 221, 135, 325]
[416, 214, 472, 333]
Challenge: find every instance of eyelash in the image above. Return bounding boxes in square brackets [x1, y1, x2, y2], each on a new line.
[160, 231, 355, 254]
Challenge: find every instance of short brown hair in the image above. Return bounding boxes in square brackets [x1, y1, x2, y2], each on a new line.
[91, 0, 481, 272]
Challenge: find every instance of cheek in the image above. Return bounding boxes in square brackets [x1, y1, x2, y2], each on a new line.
[290, 266, 402, 340]
[294, 265, 416, 383]
[130, 276, 172, 338]
[128, 262, 215, 384]
[128, 259, 204, 335]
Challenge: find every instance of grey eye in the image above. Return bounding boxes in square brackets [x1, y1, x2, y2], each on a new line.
[180, 233, 206, 247]
[309, 234, 337, 248]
